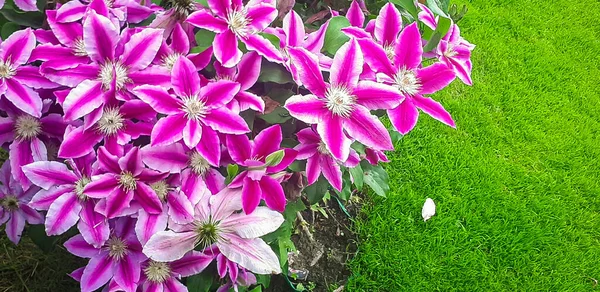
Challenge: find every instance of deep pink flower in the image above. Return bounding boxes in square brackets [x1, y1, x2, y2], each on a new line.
[0, 29, 58, 118]
[226, 124, 297, 213]
[0, 160, 43, 244]
[186, 0, 283, 67]
[284, 39, 402, 162]
[355, 23, 457, 134]
[154, 23, 214, 71]
[64, 217, 145, 292]
[138, 251, 213, 292]
[214, 51, 265, 112]
[23, 153, 112, 247]
[133, 56, 249, 163]
[143, 187, 283, 275]
[294, 128, 359, 191]
[83, 146, 167, 218]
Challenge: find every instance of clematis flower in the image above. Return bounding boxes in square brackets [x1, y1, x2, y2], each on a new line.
[284, 39, 402, 162]
[0, 0, 38, 11]
[138, 251, 213, 292]
[226, 124, 297, 213]
[54, 0, 154, 24]
[23, 154, 112, 247]
[42, 11, 168, 122]
[294, 128, 359, 191]
[154, 23, 214, 71]
[186, 0, 284, 67]
[355, 23, 457, 134]
[214, 250, 258, 292]
[0, 29, 58, 118]
[141, 142, 225, 196]
[0, 99, 66, 190]
[143, 187, 283, 275]
[64, 217, 145, 292]
[0, 160, 43, 244]
[133, 56, 249, 163]
[149, 0, 201, 36]
[213, 51, 265, 112]
[83, 146, 166, 218]
[364, 148, 389, 165]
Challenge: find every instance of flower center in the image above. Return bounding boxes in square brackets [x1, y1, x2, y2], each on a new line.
[119, 171, 137, 191]
[383, 45, 395, 61]
[169, 0, 195, 18]
[393, 68, 421, 96]
[104, 0, 114, 7]
[150, 181, 169, 201]
[317, 142, 329, 155]
[144, 261, 172, 283]
[73, 38, 87, 57]
[188, 151, 211, 175]
[227, 9, 251, 37]
[15, 115, 41, 140]
[0, 196, 19, 211]
[97, 107, 124, 136]
[0, 60, 16, 79]
[194, 221, 219, 249]
[162, 53, 182, 70]
[444, 45, 458, 58]
[181, 96, 208, 121]
[75, 176, 91, 200]
[325, 86, 355, 117]
[105, 236, 128, 260]
[99, 62, 129, 90]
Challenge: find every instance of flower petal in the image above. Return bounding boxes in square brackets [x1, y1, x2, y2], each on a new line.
[81, 253, 113, 292]
[226, 134, 252, 164]
[172, 56, 201, 97]
[84, 174, 119, 198]
[375, 2, 402, 45]
[394, 23, 422, 70]
[319, 155, 342, 191]
[141, 144, 188, 173]
[83, 10, 119, 63]
[220, 206, 284, 238]
[0, 28, 36, 66]
[151, 114, 187, 146]
[23, 161, 78, 190]
[206, 0, 230, 18]
[283, 10, 305, 47]
[347, 0, 365, 27]
[329, 38, 362, 88]
[170, 251, 214, 277]
[114, 254, 140, 292]
[135, 182, 164, 215]
[305, 154, 321, 185]
[317, 114, 351, 161]
[135, 209, 168, 245]
[133, 85, 182, 115]
[4, 78, 42, 118]
[64, 234, 100, 258]
[195, 126, 221, 166]
[286, 47, 327, 97]
[6, 212, 25, 244]
[353, 80, 403, 110]
[247, 3, 277, 31]
[356, 38, 395, 76]
[251, 124, 281, 160]
[344, 105, 393, 150]
[284, 94, 327, 124]
[412, 95, 455, 128]
[416, 63, 456, 94]
[143, 230, 197, 262]
[214, 29, 242, 68]
[259, 176, 286, 212]
[166, 191, 195, 224]
[186, 10, 228, 32]
[388, 98, 419, 135]
[242, 178, 261, 214]
[121, 28, 163, 71]
[29, 186, 72, 210]
[236, 52, 262, 90]
[63, 80, 105, 121]
[218, 233, 281, 274]
[78, 200, 110, 248]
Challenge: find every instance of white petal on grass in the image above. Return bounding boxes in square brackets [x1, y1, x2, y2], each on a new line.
[421, 198, 436, 221]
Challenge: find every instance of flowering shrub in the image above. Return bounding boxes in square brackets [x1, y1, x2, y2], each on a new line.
[0, 0, 474, 290]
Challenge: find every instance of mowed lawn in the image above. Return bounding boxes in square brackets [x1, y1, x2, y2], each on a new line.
[347, 0, 600, 291]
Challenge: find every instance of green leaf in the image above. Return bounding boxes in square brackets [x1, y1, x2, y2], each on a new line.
[423, 15, 451, 52]
[249, 286, 263, 292]
[193, 29, 216, 53]
[265, 149, 285, 166]
[361, 161, 390, 197]
[226, 164, 239, 184]
[1, 22, 19, 39]
[194, 0, 208, 7]
[185, 270, 215, 292]
[323, 16, 350, 55]
[0, 9, 43, 28]
[426, 0, 449, 17]
[255, 274, 271, 289]
[389, 0, 418, 20]
[259, 32, 281, 49]
[258, 62, 293, 84]
[304, 177, 329, 204]
[27, 224, 59, 253]
[258, 107, 292, 124]
[240, 109, 256, 130]
[348, 164, 364, 189]
[333, 172, 352, 201]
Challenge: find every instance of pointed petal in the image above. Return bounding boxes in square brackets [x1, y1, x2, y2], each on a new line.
[329, 38, 362, 88]
[98, 146, 122, 173]
[196, 126, 221, 166]
[356, 38, 395, 76]
[345, 105, 393, 150]
[64, 234, 100, 258]
[283, 10, 305, 47]
[220, 206, 284, 238]
[412, 95, 455, 128]
[214, 30, 242, 68]
[305, 154, 321, 185]
[59, 126, 103, 159]
[259, 176, 286, 212]
[141, 144, 188, 173]
[63, 80, 105, 121]
[266, 148, 297, 173]
[317, 114, 351, 161]
[81, 254, 113, 292]
[23, 161, 77, 190]
[135, 182, 164, 215]
[247, 3, 277, 31]
[206, 0, 230, 18]
[9, 140, 34, 190]
[121, 28, 163, 71]
[416, 63, 456, 94]
[186, 10, 228, 32]
[286, 47, 327, 97]
[4, 79, 42, 118]
[284, 94, 327, 124]
[135, 209, 168, 245]
[41, 63, 100, 87]
[388, 99, 419, 135]
[375, 3, 402, 45]
[319, 155, 342, 191]
[151, 114, 187, 146]
[114, 254, 140, 292]
[251, 124, 281, 159]
[236, 52, 262, 90]
[166, 191, 195, 224]
[13, 0, 38, 11]
[394, 23, 422, 70]
[172, 56, 200, 97]
[0, 28, 36, 66]
[103, 188, 135, 218]
[29, 186, 72, 210]
[143, 230, 197, 262]
[218, 233, 281, 274]
[242, 178, 261, 214]
[171, 23, 190, 54]
[353, 80, 403, 110]
[78, 200, 110, 248]
[84, 174, 119, 198]
[133, 85, 182, 115]
[83, 10, 119, 63]
[170, 251, 213, 277]
[347, 0, 365, 27]
[129, 66, 171, 87]
[6, 212, 25, 244]
[14, 66, 58, 89]
[201, 80, 240, 107]
[226, 134, 252, 164]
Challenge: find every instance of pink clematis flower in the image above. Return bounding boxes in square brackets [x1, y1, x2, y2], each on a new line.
[138, 251, 214, 292]
[186, 0, 284, 67]
[226, 124, 297, 213]
[133, 56, 249, 164]
[355, 23, 457, 134]
[213, 51, 265, 112]
[64, 217, 145, 292]
[284, 39, 402, 162]
[154, 23, 214, 71]
[0, 160, 43, 244]
[0, 29, 58, 118]
[143, 187, 283, 275]
[23, 154, 112, 247]
[341, 2, 402, 54]
[294, 128, 359, 191]
[83, 146, 167, 218]
[44, 11, 168, 122]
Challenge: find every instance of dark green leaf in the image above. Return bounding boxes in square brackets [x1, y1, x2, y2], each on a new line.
[240, 109, 256, 130]
[304, 177, 329, 204]
[266, 88, 294, 104]
[255, 274, 271, 289]
[185, 270, 215, 292]
[348, 164, 364, 189]
[423, 16, 452, 52]
[389, 0, 418, 20]
[258, 62, 294, 84]
[323, 16, 350, 55]
[0, 9, 43, 28]
[249, 286, 263, 292]
[361, 161, 390, 197]
[193, 29, 216, 53]
[1, 22, 19, 39]
[258, 107, 292, 124]
[27, 224, 59, 253]
[333, 172, 352, 201]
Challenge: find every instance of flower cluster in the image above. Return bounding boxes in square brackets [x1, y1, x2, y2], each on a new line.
[0, 0, 473, 291]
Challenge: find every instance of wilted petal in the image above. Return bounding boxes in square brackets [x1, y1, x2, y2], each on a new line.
[143, 230, 197, 262]
[135, 209, 168, 245]
[218, 233, 281, 274]
[286, 47, 327, 97]
[422, 198, 436, 221]
[412, 95, 455, 128]
[344, 105, 393, 150]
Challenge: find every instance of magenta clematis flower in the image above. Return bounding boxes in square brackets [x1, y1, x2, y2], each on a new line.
[186, 0, 284, 67]
[64, 217, 145, 292]
[355, 23, 457, 134]
[138, 251, 213, 292]
[346, 0, 366, 28]
[143, 187, 283, 275]
[0, 160, 43, 244]
[214, 51, 265, 112]
[141, 142, 226, 196]
[0, 29, 58, 118]
[341, 2, 402, 56]
[0, 0, 37, 11]
[284, 39, 402, 162]
[364, 148, 389, 165]
[226, 124, 297, 213]
[0, 99, 66, 190]
[133, 56, 249, 164]
[154, 23, 214, 71]
[83, 146, 167, 218]
[294, 128, 359, 191]
[54, 0, 154, 24]
[42, 11, 168, 122]
[23, 154, 112, 248]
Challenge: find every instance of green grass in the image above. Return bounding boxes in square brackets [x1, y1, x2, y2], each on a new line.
[347, 0, 600, 290]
